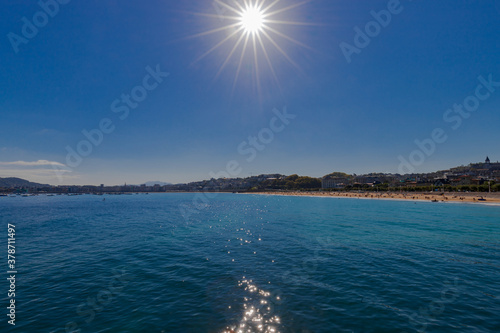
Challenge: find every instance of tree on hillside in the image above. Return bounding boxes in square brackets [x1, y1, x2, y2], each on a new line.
[285, 174, 299, 181]
[294, 176, 321, 189]
[323, 172, 352, 179]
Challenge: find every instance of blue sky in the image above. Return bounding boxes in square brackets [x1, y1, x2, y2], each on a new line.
[1, 0, 499, 185]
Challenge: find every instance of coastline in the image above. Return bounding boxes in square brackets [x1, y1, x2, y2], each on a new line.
[249, 191, 500, 206]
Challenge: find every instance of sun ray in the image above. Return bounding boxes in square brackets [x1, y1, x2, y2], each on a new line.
[255, 0, 265, 10]
[187, 12, 240, 21]
[263, 20, 318, 26]
[215, 32, 247, 80]
[263, 25, 312, 50]
[193, 27, 243, 63]
[256, 33, 281, 89]
[264, 0, 313, 17]
[252, 34, 262, 98]
[261, 0, 281, 14]
[233, 34, 251, 92]
[214, 0, 241, 15]
[260, 29, 302, 72]
[230, 0, 246, 12]
[186, 22, 241, 40]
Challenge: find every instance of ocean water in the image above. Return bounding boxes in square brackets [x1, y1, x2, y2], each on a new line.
[1, 193, 499, 333]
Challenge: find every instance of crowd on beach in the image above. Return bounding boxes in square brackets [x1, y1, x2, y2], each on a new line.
[260, 191, 500, 204]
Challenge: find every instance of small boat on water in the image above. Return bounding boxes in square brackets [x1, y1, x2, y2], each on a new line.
[431, 199, 439, 202]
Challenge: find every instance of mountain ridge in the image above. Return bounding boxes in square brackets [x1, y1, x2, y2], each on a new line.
[0, 177, 49, 188]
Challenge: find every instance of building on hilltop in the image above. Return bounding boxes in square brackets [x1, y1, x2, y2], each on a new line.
[483, 156, 500, 171]
[468, 156, 500, 172]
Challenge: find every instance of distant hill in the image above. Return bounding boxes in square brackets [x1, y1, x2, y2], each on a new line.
[0, 177, 49, 188]
[143, 181, 172, 186]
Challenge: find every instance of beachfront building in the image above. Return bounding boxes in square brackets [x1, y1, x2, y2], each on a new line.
[354, 175, 381, 184]
[322, 178, 348, 189]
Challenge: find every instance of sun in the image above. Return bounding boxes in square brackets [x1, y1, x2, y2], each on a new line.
[240, 5, 264, 34]
[188, 0, 314, 95]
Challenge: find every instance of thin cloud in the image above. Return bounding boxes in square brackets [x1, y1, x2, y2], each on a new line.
[0, 168, 78, 184]
[0, 160, 75, 184]
[0, 160, 67, 167]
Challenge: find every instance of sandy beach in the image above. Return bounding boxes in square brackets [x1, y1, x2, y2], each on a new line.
[254, 191, 500, 205]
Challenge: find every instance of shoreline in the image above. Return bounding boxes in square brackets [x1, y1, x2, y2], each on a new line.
[4, 191, 500, 206]
[249, 191, 500, 206]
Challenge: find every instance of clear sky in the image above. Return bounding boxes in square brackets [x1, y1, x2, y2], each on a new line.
[1, 0, 499, 185]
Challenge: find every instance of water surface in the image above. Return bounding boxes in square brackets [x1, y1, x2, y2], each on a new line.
[1, 193, 499, 332]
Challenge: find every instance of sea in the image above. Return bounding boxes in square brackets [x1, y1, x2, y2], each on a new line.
[1, 193, 499, 333]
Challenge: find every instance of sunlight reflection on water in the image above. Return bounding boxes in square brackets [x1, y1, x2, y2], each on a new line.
[223, 278, 282, 333]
